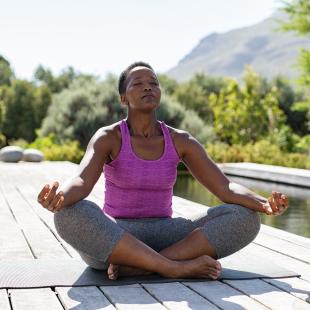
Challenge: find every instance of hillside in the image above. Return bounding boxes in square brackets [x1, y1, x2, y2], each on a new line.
[167, 13, 310, 81]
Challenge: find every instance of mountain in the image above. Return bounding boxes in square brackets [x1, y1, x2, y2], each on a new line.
[167, 13, 310, 82]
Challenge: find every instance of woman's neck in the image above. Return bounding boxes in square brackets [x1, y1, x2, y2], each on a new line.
[126, 113, 161, 138]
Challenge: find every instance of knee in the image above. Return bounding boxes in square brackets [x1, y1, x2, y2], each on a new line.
[228, 204, 261, 241]
[54, 200, 100, 239]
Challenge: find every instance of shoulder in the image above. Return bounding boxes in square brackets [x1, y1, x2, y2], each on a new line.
[165, 124, 201, 159]
[88, 121, 122, 151]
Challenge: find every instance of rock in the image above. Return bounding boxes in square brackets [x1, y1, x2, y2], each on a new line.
[23, 149, 44, 162]
[0, 146, 24, 162]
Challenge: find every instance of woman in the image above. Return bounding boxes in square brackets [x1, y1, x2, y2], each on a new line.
[37, 62, 289, 280]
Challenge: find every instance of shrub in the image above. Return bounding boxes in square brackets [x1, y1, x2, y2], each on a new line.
[27, 134, 84, 163]
[206, 140, 310, 169]
[0, 133, 6, 148]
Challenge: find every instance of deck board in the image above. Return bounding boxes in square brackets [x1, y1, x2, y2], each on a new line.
[0, 290, 11, 310]
[184, 281, 268, 309]
[9, 288, 63, 310]
[224, 279, 310, 309]
[142, 282, 219, 309]
[100, 284, 166, 309]
[1, 161, 310, 310]
[56, 286, 116, 309]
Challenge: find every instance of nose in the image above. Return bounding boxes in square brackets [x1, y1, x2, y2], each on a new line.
[144, 84, 152, 91]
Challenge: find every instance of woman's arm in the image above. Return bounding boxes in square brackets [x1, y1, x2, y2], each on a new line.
[37, 126, 116, 212]
[174, 131, 288, 215]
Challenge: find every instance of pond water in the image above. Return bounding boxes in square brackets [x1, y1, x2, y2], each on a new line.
[174, 174, 310, 238]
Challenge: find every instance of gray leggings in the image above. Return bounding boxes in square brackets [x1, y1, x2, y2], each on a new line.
[54, 200, 261, 270]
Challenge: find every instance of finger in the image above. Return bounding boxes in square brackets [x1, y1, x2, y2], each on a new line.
[45, 182, 59, 204]
[273, 191, 283, 209]
[268, 196, 279, 214]
[262, 202, 273, 215]
[37, 184, 50, 203]
[48, 192, 63, 211]
[280, 194, 289, 208]
[53, 195, 64, 213]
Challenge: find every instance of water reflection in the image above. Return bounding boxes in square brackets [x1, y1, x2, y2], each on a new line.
[174, 174, 310, 238]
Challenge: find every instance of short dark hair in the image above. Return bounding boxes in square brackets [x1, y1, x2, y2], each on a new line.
[118, 61, 154, 95]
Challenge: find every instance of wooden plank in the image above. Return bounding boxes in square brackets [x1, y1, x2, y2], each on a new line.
[9, 288, 63, 310]
[263, 277, 310, 303]
[0, 290, 11, 310]
[184, 281, 268, 310]
[142, 282, 219, 310]
[100, 284, 166, 310]
[246, 243, 310, 282]
[253, 233, 310, 264]
[0, 182, 69, 259]
[224, 279, 310, 310]
[0, 190, 33, 259]
[14, 179, 80, 259]
[260, 224, 310, 249]
[56, 286, 116, 309]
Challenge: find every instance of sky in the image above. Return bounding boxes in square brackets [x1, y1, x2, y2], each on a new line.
[0, 0, 285, 80]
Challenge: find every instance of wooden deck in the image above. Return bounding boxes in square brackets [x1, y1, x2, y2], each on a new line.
[0, 161, 309, 310]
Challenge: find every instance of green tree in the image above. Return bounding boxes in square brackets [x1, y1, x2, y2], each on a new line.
[41, 75, 126, 148]
[280, 0, 310, 131]
[1, 80, 38, 141]
[173, 73, 226, 123]
[272, 76, 307, 134]
[34, 65, 78, 93]
[0, 55, 14, 86]
[34, 85, 52, 127]
[209, 67, 286, 145]
[157, 74, 178, 96]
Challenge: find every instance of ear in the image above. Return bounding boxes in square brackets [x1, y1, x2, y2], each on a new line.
[120, 95, 128, 107]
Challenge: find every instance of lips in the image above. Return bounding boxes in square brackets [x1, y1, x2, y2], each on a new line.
[141, 94, 155, 99]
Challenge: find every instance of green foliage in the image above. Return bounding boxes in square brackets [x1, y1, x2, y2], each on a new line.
[157, 74, 178, 96]
[0, 55, 14, 86]
[41, 74, 126, 148]
[8, 138, 28, 148]
[34, 65, 78, 93]
[297, 48, 310, 86]
[293, 134, 310, 153]
[157, 95, 186, 127]
[281, 0, 310, 35]
[157, 95, 215, 143]
[0, 133, 6, 147]
[27, 134, 84, 163]
[272, 76, 308, 134]
[173, 73, 225, 123]
[1, 80, 38, 141]
[206, 140, 310, 169]
[180, 110, 216, 143]
[209, 67, 286, 145]
[281, 0, 310, 87]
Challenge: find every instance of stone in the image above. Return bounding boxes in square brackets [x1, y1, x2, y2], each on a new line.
[0, 146, 24, 162]
[23, 149, 44, 162]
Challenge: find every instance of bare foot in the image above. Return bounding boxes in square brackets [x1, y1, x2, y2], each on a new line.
[107, 264, 153, 280]
[172, 255, 222, 280]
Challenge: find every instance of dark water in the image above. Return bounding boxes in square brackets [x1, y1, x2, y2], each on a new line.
[174, 174, 310, 238]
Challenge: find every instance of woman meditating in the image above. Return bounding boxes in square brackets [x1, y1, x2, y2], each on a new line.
[37, 62, 289, 280]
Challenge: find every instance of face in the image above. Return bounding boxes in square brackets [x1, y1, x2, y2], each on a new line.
[121, 66, 161, 111]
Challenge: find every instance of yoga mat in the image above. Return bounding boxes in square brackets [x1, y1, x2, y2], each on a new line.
[0, 250, 299, 289]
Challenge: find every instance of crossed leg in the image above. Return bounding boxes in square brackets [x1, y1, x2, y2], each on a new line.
[54, 201, 260, 280]
[107, 227, 220, 280]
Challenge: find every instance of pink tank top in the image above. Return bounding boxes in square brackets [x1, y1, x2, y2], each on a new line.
[103, 119, 180, 218]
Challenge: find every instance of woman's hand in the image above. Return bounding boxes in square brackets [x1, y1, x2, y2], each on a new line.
[37, 181, 64, 213]
[261, 191, 289, 216]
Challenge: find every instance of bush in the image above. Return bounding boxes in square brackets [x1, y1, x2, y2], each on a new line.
[27, 134, 84, 163]
[0, 133, 6, 148]
[206, 140, 310, 169]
